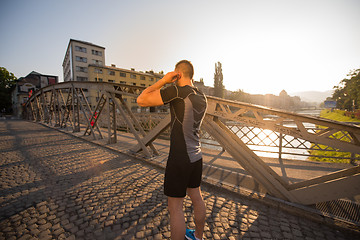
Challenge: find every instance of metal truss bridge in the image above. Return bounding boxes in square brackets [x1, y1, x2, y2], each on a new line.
[24, 81, 360, 208]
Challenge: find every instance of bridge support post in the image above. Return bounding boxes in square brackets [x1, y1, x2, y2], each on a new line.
[106, 95, 117, 144]
[279, 122, 283, 160]
[53, 89, 61, 127]
[105, 92, 152, 158]
[72, 85, 80, 132]
[116, 94, 159, 156]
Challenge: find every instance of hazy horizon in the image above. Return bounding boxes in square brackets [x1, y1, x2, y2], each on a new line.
[1, 0, 359, 95]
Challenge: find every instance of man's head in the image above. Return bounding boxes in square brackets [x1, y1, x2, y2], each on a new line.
[175, 60, 194, 80]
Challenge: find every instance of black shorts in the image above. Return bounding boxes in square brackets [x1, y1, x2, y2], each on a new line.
[164, 158, 203, 198]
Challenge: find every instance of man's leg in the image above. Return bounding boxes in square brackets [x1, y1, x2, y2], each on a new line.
[168, 196, 186, 240]
[187, 187, 206, 239]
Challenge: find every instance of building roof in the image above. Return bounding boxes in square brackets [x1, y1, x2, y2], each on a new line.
[25, 71, 58, 78]
[70, 39, 105, 49]
[63, 39, 106, 66]
[28, 71, 42, 76]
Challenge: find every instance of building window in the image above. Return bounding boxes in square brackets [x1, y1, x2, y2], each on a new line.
[108, 70, 115, 76]
[131, 98, 137, 103]
[141, 84, 145, 87]
[94, 68, 103, 74]
[76, 66, 88, 72]
[75, 46, 87, 53]
[95, 78, 103, 82]
[120, 81, 126, 84]
[150, 77, 154, 81]
[130, 74, 136, 79]
[140, 76, 146, 80]
[120, 72, 126, 77]
[123, 98, 127, 102]
[92, 50, 102, 56]
[76, 56, 87, 63]
[108, 80, 114, 83]
[92, 59, 103, 66]
[76, 76, 88, 81]
[132, 83, 136, 86]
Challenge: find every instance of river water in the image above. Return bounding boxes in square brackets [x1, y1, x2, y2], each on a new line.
[202, 109, 322, 161]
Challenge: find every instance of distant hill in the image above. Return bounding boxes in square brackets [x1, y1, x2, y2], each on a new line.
[290, 90, 334, 103]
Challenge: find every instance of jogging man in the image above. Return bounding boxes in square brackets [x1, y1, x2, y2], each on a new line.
[137, 60, 207, 240]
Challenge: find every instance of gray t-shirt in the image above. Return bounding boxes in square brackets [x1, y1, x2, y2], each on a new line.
[160, 85, 207, 163]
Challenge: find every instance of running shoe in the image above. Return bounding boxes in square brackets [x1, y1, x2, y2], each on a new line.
[185, 229, 196, 240]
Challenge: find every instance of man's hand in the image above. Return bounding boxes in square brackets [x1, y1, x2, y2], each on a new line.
[137, 71, 180, 107]
[163, 71, 181, 84]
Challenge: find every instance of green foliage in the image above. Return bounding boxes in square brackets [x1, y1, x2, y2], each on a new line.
[309, 109, 360, 163]
[320, 109, 360, 122]
[0, 67, 17, 113]
[310, 146, 358, 163]
[213, 62, 224, 98]
[332, 68, 360, 111]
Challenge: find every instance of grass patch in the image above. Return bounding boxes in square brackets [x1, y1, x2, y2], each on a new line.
[309, 109, 359, 163]
[320, 109, 360, 123]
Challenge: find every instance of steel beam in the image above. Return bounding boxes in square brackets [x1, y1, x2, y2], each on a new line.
[202, 115, 299, 203]
[24, 81, 360, 205]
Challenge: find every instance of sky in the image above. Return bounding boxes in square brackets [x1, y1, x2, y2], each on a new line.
[1, 0, 359, 95]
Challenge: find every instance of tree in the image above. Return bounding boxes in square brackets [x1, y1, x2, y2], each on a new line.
[0, 67, 17, 113]
[213, 62, 224, 98]
[227, 89, 250, 102]
[332, 69, 360, 111]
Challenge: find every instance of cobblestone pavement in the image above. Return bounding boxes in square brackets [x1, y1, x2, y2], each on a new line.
[0, 120, 359, 240]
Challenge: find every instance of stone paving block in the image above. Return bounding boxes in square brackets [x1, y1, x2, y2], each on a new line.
[0, 120, 360, 240]
[54, 227, 65, 236]
[18, 234, 32, 240]
[39, 222, 52, 231]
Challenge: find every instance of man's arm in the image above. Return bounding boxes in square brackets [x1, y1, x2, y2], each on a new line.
[137, 71, 180, 107]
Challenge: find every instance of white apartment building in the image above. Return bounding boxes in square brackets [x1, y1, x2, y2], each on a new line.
[62, 39, 105, 82]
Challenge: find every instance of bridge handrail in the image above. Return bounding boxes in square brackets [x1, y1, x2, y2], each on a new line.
[27, 82, 360, 133]
[206, 95, 360, 134]
[26, 81, 145, 105]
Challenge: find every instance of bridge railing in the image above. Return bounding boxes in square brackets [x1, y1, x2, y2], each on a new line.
[24, 81, 360, 205]
[104, 112, 359, 163]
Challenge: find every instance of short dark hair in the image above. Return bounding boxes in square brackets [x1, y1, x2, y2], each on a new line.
[175, 60, 194, 79]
